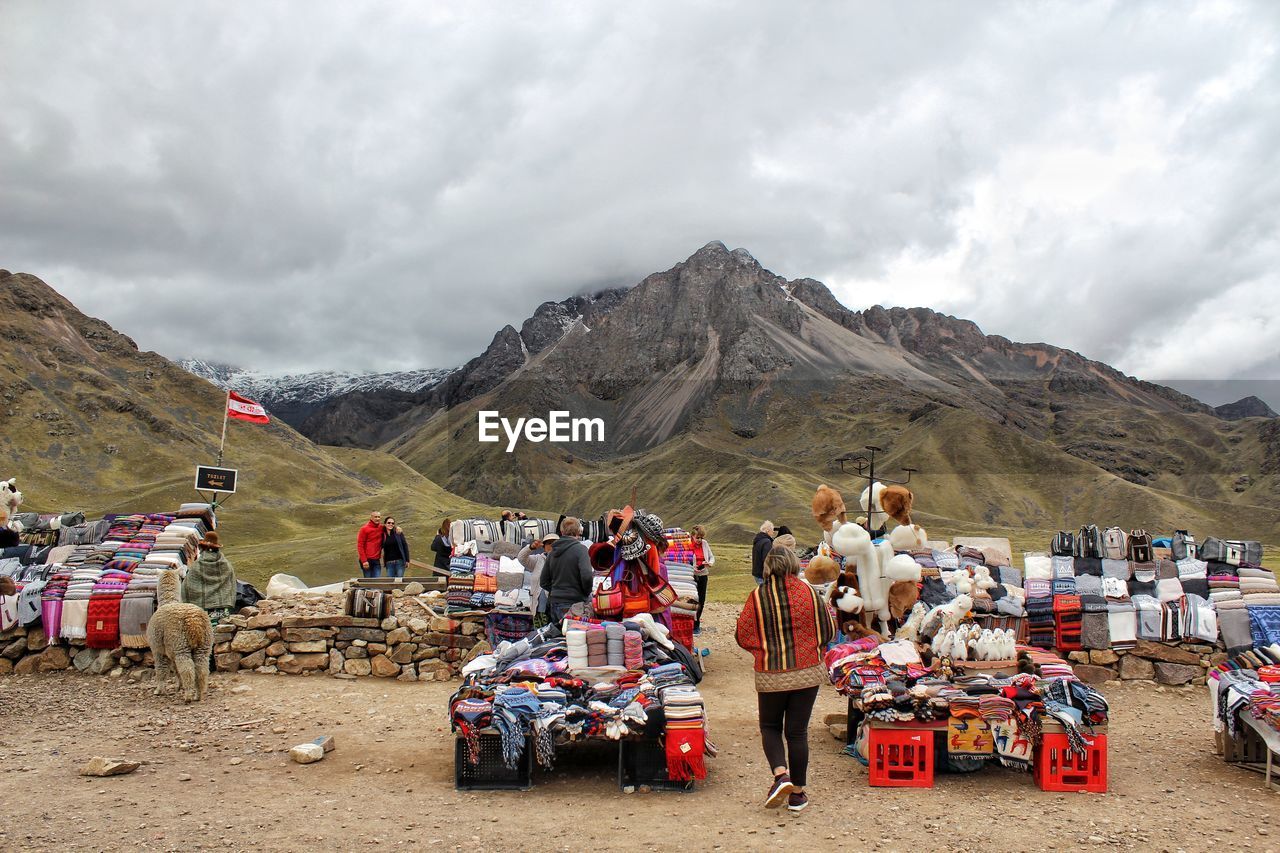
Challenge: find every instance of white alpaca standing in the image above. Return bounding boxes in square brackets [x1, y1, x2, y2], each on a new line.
[831, 522, 892, 633]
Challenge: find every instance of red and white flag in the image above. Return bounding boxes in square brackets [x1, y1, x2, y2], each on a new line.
[226, 391, 270, 424]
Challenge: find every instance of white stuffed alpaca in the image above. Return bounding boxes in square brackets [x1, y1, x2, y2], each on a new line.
[858, 482, 887, 531]
[895, 601, 928, 644]
[921, 593, 974, 640]
[831, 522, 893, 632]
[972, 565, 998, 592]
[953, 568, 974, 596]
[832, 584, 864, 615]
[884, 553, 923, 583]
[887, 523, 928, 552]
[1, 479, 21, 532]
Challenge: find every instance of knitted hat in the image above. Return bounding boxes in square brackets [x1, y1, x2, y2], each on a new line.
[632, 510, 664, 546]
[619, 532, 649, 561]
[198, 531, 221, 549]
[589, 542, 615, 571]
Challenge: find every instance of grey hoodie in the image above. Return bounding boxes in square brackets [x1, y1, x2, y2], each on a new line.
[539, 537, 593, 606]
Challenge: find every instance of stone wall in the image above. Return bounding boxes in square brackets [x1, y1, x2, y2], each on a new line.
[1066, 640, 1226, 686]
[212, 607, 487, 682]
[0, 589, 491, 683]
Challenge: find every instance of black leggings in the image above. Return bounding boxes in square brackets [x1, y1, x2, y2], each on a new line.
[757, 685, 819, 787]
[694, 574, 708, 627]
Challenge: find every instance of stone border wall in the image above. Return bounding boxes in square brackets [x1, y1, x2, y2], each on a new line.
[0, 604, 488, 683]
[1066, 639, 1225, 686]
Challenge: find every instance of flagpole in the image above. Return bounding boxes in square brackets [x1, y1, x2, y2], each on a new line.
[217, 390, 229, 466]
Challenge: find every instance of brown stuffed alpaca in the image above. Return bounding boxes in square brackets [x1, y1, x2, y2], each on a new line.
[810, 484, 847, 532]
[828, 569, 885, 642]
[887, 580, 920, 621]
[804, 553, 840, 586]
[880, 484, 913, 526]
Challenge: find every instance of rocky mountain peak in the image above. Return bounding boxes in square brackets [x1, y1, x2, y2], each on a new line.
[1215, 395, 1278, 420]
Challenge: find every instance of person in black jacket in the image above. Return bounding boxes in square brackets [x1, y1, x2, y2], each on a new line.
[540, 517, 593, 622]
[751, 520, 776, 585]
[430, 518, 452, 571]
[381, 517, 411, 579]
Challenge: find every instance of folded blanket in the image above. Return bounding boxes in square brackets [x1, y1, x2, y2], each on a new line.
[1106, 602, 1137, 648]
[1074, 557, 1103, 577]
[1155, 558, 1179, 580]
[1024, 554, 1053, 580]
[997, 565, 1023, 588]
[1074, 574, 1103, 597]
[1049, 555, 1074, 579]
[1218, 608, 1253, 653]
[1249, 605, 1280, 648]
[1081, 611, 1111, 650]
[1101, 559, 1131, 581]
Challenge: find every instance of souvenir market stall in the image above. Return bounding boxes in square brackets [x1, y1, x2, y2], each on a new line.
[1, 495, 216, 670]
[447, 507, 710, 791]
[1207, 643, 1280, 791]
[805, 481, 1275, 791]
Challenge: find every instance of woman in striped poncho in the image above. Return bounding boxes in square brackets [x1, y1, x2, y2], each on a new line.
[736, 545, 835, 813]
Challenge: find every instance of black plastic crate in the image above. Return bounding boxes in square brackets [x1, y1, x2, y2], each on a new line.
[618, 737, 694, 792]
[455, 734, 533, 791]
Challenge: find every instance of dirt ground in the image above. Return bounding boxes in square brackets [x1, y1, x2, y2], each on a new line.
[1, 603, 1276, 853]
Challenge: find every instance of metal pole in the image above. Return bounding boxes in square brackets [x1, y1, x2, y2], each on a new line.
[217, 390, 229, 467]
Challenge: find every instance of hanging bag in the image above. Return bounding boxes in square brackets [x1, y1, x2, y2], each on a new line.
[592, 563, 625, 618]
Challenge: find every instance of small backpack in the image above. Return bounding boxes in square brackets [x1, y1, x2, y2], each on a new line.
[1051, 531, 1075, 557]
[1171, 530, 1196, 561]
[1076, 525, 1103, 559]
[1127, 529, 1152, 563]
[1101, 527, 1128, 561]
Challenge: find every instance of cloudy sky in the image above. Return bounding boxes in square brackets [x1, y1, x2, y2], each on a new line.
[3, 1, 1278, 399]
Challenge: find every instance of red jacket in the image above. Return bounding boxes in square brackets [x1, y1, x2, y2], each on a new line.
[357, 521, 384, 563]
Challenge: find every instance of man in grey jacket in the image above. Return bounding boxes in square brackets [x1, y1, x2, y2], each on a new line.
[540, 518, 593, 623]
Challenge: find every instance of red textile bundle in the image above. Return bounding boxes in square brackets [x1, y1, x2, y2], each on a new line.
[665, 721, 707, 781]
[85, 593, 124, 649]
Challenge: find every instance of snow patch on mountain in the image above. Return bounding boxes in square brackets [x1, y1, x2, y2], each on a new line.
[179, 359, 454, 406]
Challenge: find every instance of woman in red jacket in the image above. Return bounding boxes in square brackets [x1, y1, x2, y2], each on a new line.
[736, 545, 835, 813]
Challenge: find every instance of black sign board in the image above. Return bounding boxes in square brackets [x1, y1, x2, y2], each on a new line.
[195, 465, 238, 494]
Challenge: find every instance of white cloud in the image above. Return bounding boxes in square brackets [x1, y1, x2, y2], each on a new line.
[0, 0, 1277, 381]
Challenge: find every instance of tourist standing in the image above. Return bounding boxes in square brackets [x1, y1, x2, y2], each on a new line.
[690, 525, 715, 634]
[518, 533, 557, 618]
[736, 546, 835, 813]
[431, 518, 452, 571]
[751, 521, 776, 585]
[183, 531, 236, 627]
[381, 517, 410, 579]
[357, 511, 384, 578]
[540, 517, 593, 623]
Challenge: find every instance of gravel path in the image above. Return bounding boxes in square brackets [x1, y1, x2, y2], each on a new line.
[1, 603, 1276, 852]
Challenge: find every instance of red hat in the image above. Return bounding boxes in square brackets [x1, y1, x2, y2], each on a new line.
[589, 542, 616, 572]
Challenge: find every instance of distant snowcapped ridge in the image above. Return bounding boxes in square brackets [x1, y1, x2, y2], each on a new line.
[179, 359, 454, 406]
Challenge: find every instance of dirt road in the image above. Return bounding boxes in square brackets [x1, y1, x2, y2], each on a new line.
[1, 603, 1275, 852]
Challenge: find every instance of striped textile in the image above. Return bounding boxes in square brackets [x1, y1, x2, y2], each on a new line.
[735, 575, 835, 674]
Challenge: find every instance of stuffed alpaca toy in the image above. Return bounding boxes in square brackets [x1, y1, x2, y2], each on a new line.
[1, 479, 22, 531]
[148, 569, 214, 703]
[831, 521, 894, 633]
[972, 565, 998, 593]
[810, 484, 847, 533]
[858, 482, 887, 530]
[828, 569, 884, 643]
[883, 553, 922, 621]
[920, 593, 974, 640]
[887, 523, 928, 552]
[880, 484, 913, 526]
[895, 601, 929, 644]
[804, 553, 840, 586]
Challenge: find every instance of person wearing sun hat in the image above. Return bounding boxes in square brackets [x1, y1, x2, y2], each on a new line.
[183, 530, 236, 627]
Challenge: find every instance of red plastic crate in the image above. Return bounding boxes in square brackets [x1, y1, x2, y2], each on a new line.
[1035, 732, 1107, 793]
[868, 725, 935, 787]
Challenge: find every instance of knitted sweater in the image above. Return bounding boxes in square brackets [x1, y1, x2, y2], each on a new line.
[183, 550, 236, 611]
[736, 575, 835, 691]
